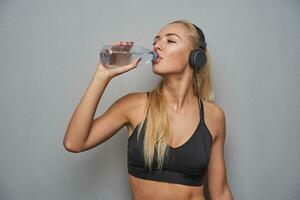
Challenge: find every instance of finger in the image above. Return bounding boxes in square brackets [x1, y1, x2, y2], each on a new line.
[111, 41, 122, 47]
[127, 41, 134, 51]
[110, 41, 133, 52]
[111, 41, 127, 49]
[111, 41, 133, 46]
[122, 41, 134, 52]
[111, 42, 126, 51]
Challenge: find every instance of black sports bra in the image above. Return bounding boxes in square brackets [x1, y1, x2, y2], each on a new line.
[127, 92, 213, 186]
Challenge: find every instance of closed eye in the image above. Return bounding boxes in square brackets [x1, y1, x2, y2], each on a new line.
[152, 40, 176, 45]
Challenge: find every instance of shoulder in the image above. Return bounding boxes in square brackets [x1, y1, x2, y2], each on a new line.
[202, 100, 226, 143]
[203, 100, 225, 120]
[120, 91, 149, 128]
[121, 91, 148, 110]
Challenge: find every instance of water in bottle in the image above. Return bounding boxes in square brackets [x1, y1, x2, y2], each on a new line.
[100, 44, 157, 67]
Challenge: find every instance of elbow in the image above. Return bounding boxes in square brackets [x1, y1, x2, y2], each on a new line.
[211, 194, 233, 200]
[210, 188, 233, 200]
[210, 183, 233, 200]
[63, 140, 82, 153]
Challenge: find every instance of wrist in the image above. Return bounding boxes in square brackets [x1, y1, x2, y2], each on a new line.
[93, 69, 112, 82]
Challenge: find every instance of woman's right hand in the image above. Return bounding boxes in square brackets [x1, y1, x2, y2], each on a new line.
[95, 41, 141, 79]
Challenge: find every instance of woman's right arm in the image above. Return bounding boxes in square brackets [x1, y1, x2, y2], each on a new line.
[63, 42, 141, 153]
[63, 70, 110, 153]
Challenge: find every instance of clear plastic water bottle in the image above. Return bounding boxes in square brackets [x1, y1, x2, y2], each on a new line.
[100, 44, 157, 67]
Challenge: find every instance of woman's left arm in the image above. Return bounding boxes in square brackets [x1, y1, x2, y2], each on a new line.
[207, 108, 233, 200]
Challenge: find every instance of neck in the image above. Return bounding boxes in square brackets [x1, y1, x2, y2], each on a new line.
[161, 73, 197, 113]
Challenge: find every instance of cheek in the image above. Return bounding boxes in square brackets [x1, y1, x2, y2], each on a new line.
[167, 48, 189, 66]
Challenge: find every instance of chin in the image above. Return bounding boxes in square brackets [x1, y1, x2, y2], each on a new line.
[152, 63, 168, 75]
[152, 63, 186, 75]
[152, 64, 182, 77]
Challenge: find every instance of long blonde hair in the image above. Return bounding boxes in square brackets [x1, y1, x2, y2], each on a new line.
[136, 19, 214, 172]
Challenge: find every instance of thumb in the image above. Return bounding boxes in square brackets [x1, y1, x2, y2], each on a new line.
[127, 57, 142, 69]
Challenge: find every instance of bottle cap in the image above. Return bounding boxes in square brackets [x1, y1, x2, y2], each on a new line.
[151, 51, 158, 62]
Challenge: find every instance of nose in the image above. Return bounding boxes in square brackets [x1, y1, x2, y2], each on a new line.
[153, 41, 162, 52]
[153, 45, 161, 53]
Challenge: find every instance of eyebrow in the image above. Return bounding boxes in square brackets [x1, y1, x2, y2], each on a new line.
[154, 33, 181, 40]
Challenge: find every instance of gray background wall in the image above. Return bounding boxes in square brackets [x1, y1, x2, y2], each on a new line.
[1, 0, 299, 199]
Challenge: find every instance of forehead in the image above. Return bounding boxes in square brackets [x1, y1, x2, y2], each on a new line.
[155, 23, 189, 39]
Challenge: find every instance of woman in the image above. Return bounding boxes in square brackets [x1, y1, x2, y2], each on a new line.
[64, 19, 233, 200]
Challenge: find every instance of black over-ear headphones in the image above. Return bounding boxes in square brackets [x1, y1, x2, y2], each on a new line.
[188, 24, 207, 70]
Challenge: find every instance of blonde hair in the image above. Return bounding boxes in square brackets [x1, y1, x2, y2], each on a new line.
[136, 19, 215, 172]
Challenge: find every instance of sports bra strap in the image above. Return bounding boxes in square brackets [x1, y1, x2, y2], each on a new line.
[200, 99, 205, 123]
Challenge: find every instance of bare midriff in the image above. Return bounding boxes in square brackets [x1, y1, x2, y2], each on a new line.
[128, 174, 205, 200]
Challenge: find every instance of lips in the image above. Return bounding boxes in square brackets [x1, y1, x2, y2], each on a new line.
[153, 57, 162, 64]
[156, 53, 163, 59]
[152, 51, 163, 64]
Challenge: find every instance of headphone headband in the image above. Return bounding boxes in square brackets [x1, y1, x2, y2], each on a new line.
[192, 24, 206, 50]
[188, 23, 207, 70]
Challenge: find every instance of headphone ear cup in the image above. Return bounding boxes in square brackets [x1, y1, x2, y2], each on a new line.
[188, 48, 207, 70]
